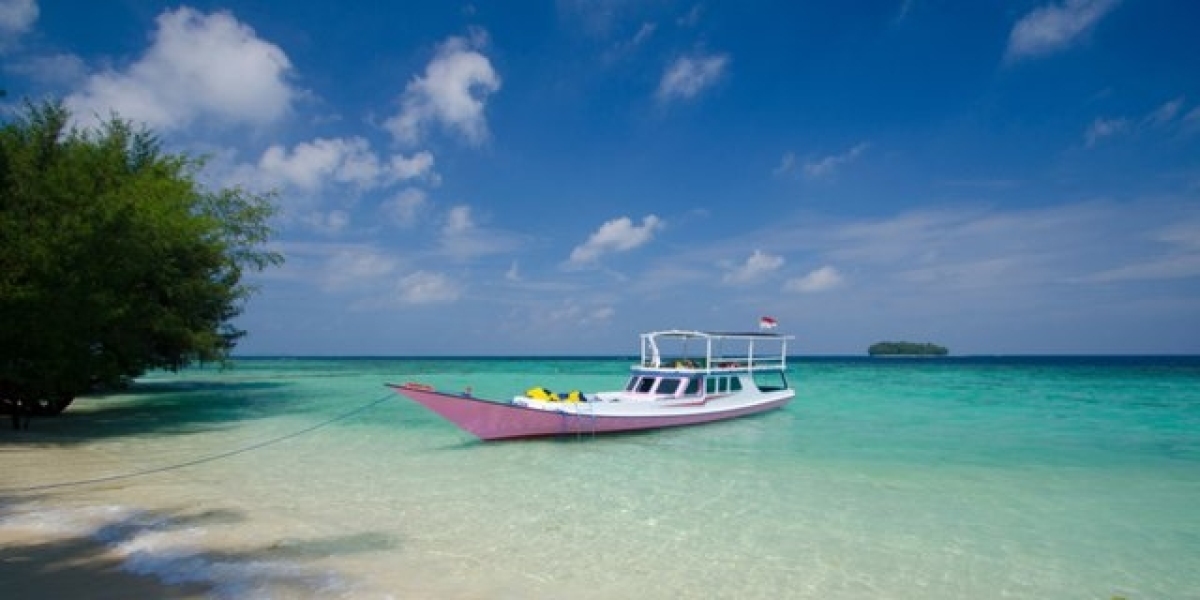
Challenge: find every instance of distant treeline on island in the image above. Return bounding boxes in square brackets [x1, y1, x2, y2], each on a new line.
[868, 341, 949, 356]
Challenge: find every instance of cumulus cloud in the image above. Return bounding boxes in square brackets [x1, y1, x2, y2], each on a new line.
[66, 7, 295, 130]
[385, 31, 501, 146]
[569, 215, 663, 265]
[255, 137, 435, 193]
[395, 270, 461, 304]
[442, 204, 475, 237]
[803, 143, 870, 179]
[0, 0, 37, 48]
[1005, 0, 1120, 62]
[656, 51, 729, 103]
[381, 188, 428, 228]
[785, 265, 845, 293]
[723, 250, 785, 284]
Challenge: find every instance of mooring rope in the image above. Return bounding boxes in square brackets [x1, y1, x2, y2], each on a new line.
[1, 393, 394, 494]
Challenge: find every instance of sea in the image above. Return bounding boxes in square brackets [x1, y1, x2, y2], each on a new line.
[2, 356, 1198, 599]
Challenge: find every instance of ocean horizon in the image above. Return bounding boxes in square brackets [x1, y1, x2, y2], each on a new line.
[3, 355, 1198, 598]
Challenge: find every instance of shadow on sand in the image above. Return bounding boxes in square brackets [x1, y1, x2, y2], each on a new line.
[1, 380, 292, 445]
[0, 497, 398, 598]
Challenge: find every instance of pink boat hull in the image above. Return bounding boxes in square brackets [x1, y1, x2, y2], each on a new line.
[387, 383, 792, 441]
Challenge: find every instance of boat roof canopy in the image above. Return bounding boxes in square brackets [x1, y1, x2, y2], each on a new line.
[638, 329, 793, 372]
[642, 329, 795, 341]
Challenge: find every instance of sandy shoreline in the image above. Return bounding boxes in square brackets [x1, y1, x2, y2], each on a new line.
[1, 426, 206, 599]
[1, 416, 369, 600]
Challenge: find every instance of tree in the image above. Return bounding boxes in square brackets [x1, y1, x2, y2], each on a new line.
[0, 100, 282, 425]
[867, 341, 949, 356]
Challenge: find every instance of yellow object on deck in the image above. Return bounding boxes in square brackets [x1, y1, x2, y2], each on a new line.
[525, 387, 560, 401]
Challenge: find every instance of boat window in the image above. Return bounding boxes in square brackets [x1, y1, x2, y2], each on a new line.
[705, 378, 715, 394]
[730, 377, 742, 392]
[625, 377, 638, 391]
[636, 377, 656, 393]
[657, 378, 681, 395]
[685, 378, 700, 395]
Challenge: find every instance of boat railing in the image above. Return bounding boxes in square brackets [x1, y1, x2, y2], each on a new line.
[707, 354, 788, 372]
[639, 330, 792, 372]
[639, 353, 788, 372]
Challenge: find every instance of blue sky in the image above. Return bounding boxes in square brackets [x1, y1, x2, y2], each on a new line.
[4, 1, 1199, 355]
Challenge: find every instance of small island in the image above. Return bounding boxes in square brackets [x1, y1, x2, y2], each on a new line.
[868, 341, 949, 357]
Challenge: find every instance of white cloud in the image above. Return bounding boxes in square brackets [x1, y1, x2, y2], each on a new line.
[66, 7, 295, 130]
[319, 247, 398, 291]
[381, 188, 428, 228]
[605, 22, 657, 63]
[255, 137, 434, 193]
[258, 137, 372, 192]
[812, 201, 1200, 298]
[723, 249, 785, 284]
[1075, 254, 1200, 283]
[1075, 218, 1200, 282]
[1185, 107, 1200, 129]
[302, 210, 351, 236]
[804, 143, 869, 179]
[1084, 117, 1129, 147]
[385, 31, 501, 146]
[656, 52, 729, 103]
[1005, 0, 1120, 62]
[389, 151, 437, 182]
[0, 0, 37, 48]
[436, 204, 523, 260]
[547, 300, 616, 325]
[1145, 97, 1184, 127]
[569, 215, 663, 265]
[772, 152, 797, 177]
[395, 270, 461, 304]
[1084, 98, 1196, 146]
[443, 204, 474, 237]
[632, 22, 657, 45]
[785, 266, 844, 293]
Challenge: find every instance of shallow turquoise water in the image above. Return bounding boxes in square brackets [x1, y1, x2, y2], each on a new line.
[4, 356, 1198, 598]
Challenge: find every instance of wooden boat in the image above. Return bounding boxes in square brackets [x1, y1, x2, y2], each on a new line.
[387, 329, 795, 440]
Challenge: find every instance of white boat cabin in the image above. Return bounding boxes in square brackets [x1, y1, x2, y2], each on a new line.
[614, 330, 794, 401]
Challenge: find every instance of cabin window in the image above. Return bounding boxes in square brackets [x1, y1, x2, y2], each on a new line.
[657, 378, 681, 395]
[684, 378, 701, 395]
[625, 377, 638, 391]
[707, 377, 727, 394]
[730, 377, 743, 392]
[705, 378, 716, 394]
[636, 377, 656, 393]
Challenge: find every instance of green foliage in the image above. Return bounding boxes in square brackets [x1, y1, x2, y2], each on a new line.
[867, 341, 949, 356]
[0, 100, 282, 414]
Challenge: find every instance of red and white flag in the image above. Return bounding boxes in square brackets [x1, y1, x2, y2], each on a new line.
[759, 316, 778, 330]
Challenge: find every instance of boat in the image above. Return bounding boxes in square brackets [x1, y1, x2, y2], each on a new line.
[387, 329, 796, 440]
